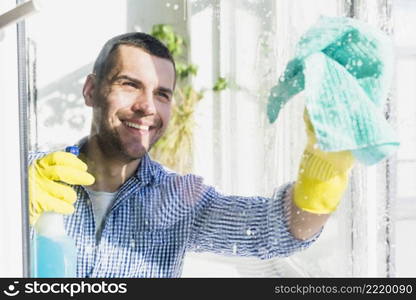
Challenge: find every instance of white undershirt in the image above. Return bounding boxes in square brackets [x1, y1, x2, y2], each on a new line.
[86, 188, 117, 235]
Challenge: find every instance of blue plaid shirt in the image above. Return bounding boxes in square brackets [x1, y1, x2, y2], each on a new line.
[30, 148, 320, 278]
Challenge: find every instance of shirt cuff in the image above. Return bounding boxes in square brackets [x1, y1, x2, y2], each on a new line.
[259, 183, 323, 260]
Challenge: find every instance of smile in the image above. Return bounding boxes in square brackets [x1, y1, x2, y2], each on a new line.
[123, 121, 149, 131]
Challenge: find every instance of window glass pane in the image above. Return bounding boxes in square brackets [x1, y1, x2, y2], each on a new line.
[394, 220, 416, 276]
[396, 59, 416, 161]
[22, 0, 415, 278]
[393, 0, 416, 48]
[396, 162, 416, 198]
[393, 0, 416, 278]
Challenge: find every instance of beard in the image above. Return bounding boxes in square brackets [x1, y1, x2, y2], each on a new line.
[96, 127, 138, 162]
[94, 116, 164, 163]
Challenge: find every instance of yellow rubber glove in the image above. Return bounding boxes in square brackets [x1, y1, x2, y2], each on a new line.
[29, 152, 95, 225]
[293, 112, 355, 214]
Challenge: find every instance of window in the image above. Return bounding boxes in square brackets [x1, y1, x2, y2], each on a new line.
[392, 0, 416, 277]
[2, 0, 414, 277]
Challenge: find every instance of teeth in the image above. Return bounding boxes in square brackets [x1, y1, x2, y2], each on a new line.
[124, 121, 149, 130]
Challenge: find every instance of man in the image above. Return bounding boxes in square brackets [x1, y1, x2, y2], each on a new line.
[29, 33, 354, 277]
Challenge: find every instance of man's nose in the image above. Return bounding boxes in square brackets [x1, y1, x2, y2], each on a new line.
[131, 92, 156, 115]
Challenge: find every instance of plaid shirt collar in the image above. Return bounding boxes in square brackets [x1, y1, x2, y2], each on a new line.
[134, 151, 157, 186]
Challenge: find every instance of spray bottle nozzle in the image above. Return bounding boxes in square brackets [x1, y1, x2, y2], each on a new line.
[65, 145, 79, 156]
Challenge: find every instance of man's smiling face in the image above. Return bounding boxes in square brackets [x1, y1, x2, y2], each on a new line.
[85, 45, 175, 161]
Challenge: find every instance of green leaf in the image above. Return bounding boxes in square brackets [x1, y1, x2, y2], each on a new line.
[213, 77, 228, 91]
[176, 63, 198, 80]
[150, 24, 182, 56]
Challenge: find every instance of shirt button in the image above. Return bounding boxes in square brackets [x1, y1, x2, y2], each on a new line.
[85, 245, 94, 254]
[130, 239, 136, 248]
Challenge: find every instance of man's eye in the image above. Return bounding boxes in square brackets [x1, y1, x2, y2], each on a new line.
[157, 92, 170, 101]
[122, 81, 138, 88]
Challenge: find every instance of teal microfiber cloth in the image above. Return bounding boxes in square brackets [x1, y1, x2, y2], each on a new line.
[267, 16, 399, 165]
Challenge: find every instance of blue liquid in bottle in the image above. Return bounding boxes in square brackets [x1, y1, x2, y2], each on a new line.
[31, 230, 77, 277]
[31, 146, 79, 277]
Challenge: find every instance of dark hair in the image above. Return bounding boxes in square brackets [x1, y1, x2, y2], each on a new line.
[93, 32, 176, 83]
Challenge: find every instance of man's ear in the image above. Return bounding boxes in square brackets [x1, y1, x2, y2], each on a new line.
[83, 74, 96, 107]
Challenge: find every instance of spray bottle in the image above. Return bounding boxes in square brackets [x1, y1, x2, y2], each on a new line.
[31, 146, 79, 277]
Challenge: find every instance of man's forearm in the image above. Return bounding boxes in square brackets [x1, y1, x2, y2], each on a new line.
[285, 187, 330, 241]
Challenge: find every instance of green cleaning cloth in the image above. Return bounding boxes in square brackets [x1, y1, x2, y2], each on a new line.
[267, 16, 399, 165]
